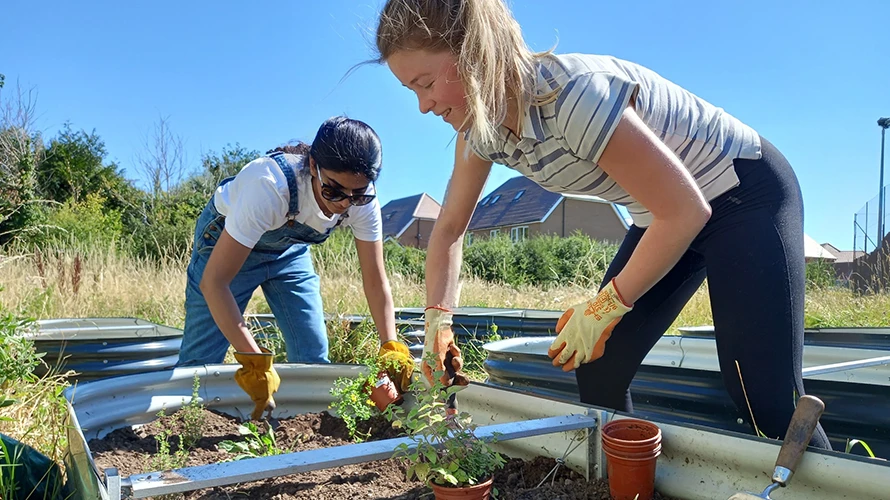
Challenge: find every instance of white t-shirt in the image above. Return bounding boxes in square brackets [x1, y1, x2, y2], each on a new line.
[212, 154, 383, 248]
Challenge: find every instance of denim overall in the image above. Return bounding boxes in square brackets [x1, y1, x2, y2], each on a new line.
[177, 152, 347, 366]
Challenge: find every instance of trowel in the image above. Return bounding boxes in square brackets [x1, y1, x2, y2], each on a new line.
[443, 350, 469, 417]
[728, 395, 825, 499]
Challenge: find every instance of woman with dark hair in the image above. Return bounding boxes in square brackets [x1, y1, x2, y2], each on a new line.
[177, 116, 413, 420]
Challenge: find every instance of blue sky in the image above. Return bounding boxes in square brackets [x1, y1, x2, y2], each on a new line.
[2, 0, 889, 250]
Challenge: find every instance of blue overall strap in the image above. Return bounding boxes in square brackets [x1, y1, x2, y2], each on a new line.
[268, 152, 301, 220]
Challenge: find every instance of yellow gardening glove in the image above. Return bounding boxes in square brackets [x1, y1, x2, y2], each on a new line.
[547, 279, 633, 371]
[422, 306, 469, 388]
[233, 347, 281, 420]
[378, 340, 415, 393]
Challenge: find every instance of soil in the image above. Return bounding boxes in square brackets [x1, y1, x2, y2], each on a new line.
[89, 409, 678, 499]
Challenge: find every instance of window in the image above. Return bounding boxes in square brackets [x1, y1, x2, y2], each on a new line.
[510, 226, 528, 242]
[513, 190, 525, 202]
[489, 195, 501, 205]
[480, 196, 490, 206]
[490, 229, 500, 238]
[465, 233, 474, 246]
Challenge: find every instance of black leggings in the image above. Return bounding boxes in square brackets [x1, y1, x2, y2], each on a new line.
[575, 136, 832, 449]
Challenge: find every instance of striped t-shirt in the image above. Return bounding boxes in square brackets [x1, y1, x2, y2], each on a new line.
[468, 53, 762, 227]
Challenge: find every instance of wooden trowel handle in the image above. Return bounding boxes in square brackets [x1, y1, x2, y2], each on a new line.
[774, 395, 825, 481]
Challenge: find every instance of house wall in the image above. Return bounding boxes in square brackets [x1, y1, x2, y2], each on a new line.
[538, 199, 627, 243]
[397, 219, 437, 249]
[467, 223, 539, 242]
[466, 201, 626, 244]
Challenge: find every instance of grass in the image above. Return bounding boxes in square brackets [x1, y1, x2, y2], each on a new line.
[1, 237, 888, 473]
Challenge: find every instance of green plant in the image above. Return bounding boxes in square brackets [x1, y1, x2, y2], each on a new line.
[179, 374, 205, 450]
[806, 259, 837, 290]
[217, 421, 286, 461]
[0, 310, 44, 386]
[386, 354, 505, 490]
[329, 357, 401, 442]
[845, 438, 877, 458]
[150, 409, 189, 472]
[0, 436, 24, 500]
[460, 323, 502, 381]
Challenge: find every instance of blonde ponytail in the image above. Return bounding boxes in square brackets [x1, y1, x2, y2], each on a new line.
[376, 0, 546, 147]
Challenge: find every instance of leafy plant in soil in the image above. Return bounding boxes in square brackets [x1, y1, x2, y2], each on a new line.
[150, 416, 189, 472]
[386, 354, 506, 492]
[180, 374, 205, 449]
[149, 374, 205, 471]
[217, 421, 287, 461]
[329, 356, 401, 442]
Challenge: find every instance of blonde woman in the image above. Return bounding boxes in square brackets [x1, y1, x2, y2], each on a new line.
[373, 0, 830, 448]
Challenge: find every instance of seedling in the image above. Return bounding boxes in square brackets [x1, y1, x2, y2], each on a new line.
[218, 421, 286, 461]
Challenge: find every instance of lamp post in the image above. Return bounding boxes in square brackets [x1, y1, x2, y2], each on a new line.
[879, 117, 890, 247]
[877, 117, 890, 290]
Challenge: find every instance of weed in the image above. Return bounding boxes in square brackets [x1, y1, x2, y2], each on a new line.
[217, 421, 286, 460]
[149, 409, 189, 472]
[179, 374, 205, 450]
[328, 357, 401, 442]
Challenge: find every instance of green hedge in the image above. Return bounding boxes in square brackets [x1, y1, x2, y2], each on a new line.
[463, 232, 618, 288]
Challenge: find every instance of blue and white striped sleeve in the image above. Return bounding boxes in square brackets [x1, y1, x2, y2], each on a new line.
[462, 129, 493, 162]
[554, 71, 639, 164]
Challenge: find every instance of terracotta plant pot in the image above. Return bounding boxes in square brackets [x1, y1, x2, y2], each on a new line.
[368, 373, 402, 412]
[601, 419, 662, 500]
[429, 476, 494, 500]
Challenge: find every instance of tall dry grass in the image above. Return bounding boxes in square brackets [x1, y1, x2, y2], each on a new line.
[1, 242, 887, 333]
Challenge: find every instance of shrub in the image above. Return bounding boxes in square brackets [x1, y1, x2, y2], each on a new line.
[463, 231, 618, 288]
[383, 241, 425, 281]
[806, 259, 837, 290]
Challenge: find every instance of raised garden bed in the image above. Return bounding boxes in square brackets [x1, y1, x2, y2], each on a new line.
[89, 408, 678, 499]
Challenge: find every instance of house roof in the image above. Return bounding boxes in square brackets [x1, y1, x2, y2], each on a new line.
[380, 193, 441, 238]
[821, 243, 865, 264]
[804, 234, 836, 261]
[468, 176, 561, 230]
[467, 176, 615, 230]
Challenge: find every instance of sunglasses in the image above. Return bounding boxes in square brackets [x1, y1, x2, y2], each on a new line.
[315, 165, 376, 206]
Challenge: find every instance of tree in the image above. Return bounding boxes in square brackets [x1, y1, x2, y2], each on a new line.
[186, 143, 260, 195]
[135, 115, 189, 202]
[0, 81, 44, 243]
[39, 123, 129, 205]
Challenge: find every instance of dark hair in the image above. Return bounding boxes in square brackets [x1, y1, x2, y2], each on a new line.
[267, 143, 310, 156]
[268, 116, 383, 182]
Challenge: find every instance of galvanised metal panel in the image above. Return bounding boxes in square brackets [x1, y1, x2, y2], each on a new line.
[31, 318, 184, 382]
[484, 337, 890, 459]
[63, 364, 890, 500]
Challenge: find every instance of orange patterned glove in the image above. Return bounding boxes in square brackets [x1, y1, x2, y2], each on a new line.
[422, 306, 469, 388]
[547, 279, 633, 371]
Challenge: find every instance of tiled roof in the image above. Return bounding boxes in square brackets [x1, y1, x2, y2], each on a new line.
[381, 193, 440, 237]
[468, 177, 562, 230]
